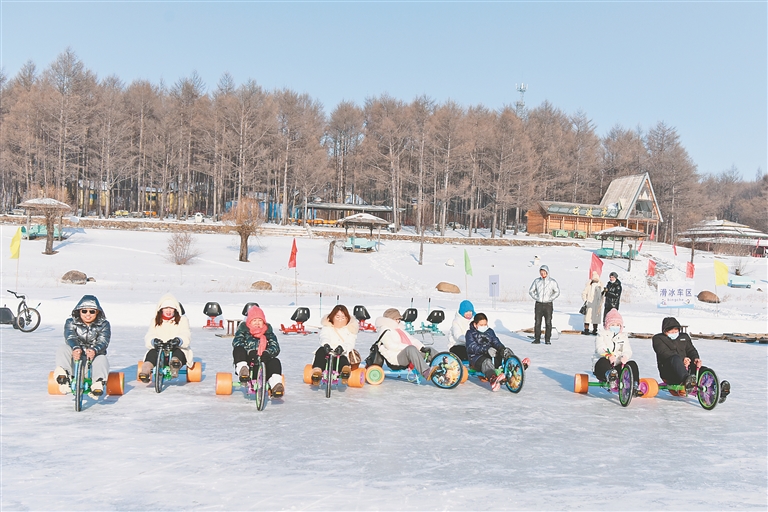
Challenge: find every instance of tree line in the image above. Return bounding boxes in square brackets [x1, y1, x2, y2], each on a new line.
[1, 48, 766, 243]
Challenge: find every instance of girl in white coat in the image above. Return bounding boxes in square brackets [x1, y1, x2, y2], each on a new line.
[582, 271, 604, 335]
[310, 305, 360, 384]
[139, 294, 193, 382]
[373, 308, 432, 378]
[592, 308, 639, 385]
[447, 300, 474, 361]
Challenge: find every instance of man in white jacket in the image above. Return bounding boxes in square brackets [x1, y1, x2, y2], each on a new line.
[374, 308, 432, 378]
[528, 264, 560, 344]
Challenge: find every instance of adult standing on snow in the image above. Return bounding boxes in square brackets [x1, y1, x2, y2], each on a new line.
[309, 305, 360, 384]
[528, 265, 560, 344]
[581, 271, 604, 335]
[447, 300, 474, 361]
[374, 308, 434, 379]
[139, 294, 193, 383]
[53, 295, 111, 396]
[232, 306, 284, 397]
[603, 272, 622, 321]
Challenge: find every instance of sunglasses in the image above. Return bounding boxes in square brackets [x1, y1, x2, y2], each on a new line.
[80, 309, 98, 315]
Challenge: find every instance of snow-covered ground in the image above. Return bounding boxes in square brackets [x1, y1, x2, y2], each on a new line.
[1, 225, 766, 510]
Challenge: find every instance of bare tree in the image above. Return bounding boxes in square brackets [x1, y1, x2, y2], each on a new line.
[224, 198, 263, 262]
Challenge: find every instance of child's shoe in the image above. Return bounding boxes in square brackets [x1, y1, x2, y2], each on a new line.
[90, 379, 104, 397]
[490, 372, 506, 392]
[268, 374, 284, 397]
[238, 365, 250, 383]
[138, 361, 154, 383]
[54, 367, 70, 394]
[422, 366, 436, 381]
[340, 365, 351, 383]
[719, 380, 730, 403]
[170, 357, 182, 378]
[311, 367, 322, 385]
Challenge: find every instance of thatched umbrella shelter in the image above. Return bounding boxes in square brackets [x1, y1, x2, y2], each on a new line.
[336, 213, 389, 251]
[594, 226, 647, 270]
[18, 198, 71, 255]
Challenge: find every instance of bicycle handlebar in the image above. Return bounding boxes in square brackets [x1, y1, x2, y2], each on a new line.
[6, 290, 24, 299]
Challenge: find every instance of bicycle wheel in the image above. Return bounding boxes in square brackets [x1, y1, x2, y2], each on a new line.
[74, 360, 85, 412]
[697, 368, 721, 411]
[325, 353, 335, 399]
[154, 349, 166, 394]
[504, 356, 526, 393]
[15, 307, 41, 333]
[428, 352, 464, 390]
[618, 365, 634, 407]
[256, 361, 267, 411]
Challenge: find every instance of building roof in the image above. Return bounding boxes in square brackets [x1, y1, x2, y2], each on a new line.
[306, 202, 394, 213]
[593, 226, 648, 238]
[680, 219, 768, 240]
[599, 173, 663, 222]
[336, 213, 390, 227]
[538, 201, 620, 219]
[18, 198, 72, 211]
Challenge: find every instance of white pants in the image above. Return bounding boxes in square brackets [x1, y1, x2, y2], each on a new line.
[55, 343, 109, 383]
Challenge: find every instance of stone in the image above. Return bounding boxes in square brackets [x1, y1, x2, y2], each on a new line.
[436, 282, 461, 294]
[61, 270, 88, 285]
[697, 290, 720, 304]
[251, 281, 272, 291]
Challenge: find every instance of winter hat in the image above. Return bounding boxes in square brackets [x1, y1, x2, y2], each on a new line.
[609, 272, 618, 279]
[246, 306, 269, 355]
[458, 300, 475, 317]
[604, 308, 624, 330]
[661, 317, 682, 333]
[540, 265, 550, 275]
[383, 308, 402, 321]
[72, 295, 104, 319]
[591, 271, 600, 282]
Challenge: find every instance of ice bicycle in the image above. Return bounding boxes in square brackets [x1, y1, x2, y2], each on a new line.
[47, 355, 125, 411]
[137, 339, 202, 393]
[215, 357, 284, 411]
[302, 344, 366, 398]
[460, 355, 530, 393]
[573, 364, 639, 407]
[363, 350, 466, 389]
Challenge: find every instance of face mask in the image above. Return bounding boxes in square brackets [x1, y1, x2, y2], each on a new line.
[477, 325, 489, 333]
[609, 326, 620, 334]
[668, 332, 679, 340]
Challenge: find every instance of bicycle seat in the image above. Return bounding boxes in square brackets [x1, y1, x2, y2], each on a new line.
[402, 308, 418, 323]
[353, 305, 370, 321]
[203, 302, 222, 317]
[426, 310, 445, 324]
[242, 302, 259, 316]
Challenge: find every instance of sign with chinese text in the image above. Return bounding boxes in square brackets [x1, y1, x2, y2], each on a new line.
[657, 281, 694, 309]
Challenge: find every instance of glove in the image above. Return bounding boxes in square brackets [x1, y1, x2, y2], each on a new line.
[502, 347, 514, 360]
[170, 337, 182, 347]
[620, 356, 628, 365]
[334, 345, 344, 356]
[322, 344, 332, 354]
[152, 338, 162, 349]
[420, 347, 433, 361]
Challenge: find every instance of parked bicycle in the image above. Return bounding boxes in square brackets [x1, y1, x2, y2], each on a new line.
[0, 290, 41, 332]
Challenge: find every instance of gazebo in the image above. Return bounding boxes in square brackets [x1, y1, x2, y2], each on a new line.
[593, 226, 647, 268]
[335, 213, 389, 252]
[18, 198, 71, 255]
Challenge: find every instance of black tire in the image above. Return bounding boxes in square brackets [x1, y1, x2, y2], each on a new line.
[697, 368, 721, 411]
[325, 353, 335, 399]
[618, 364, 634, 407]
[154, 348, 166, 394]
[74, 359, 85, 412]
[428, 351, 464, 390]
[256, 361, 267, 411]
[504, 356, 526, 393]
[15, 307, 41, 333]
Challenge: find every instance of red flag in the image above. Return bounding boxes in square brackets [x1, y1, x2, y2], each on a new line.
[288, 238, 298, 268]
[650, 228, 655, 241]
[686, 261, 695, 279]
[673, 243, 677, 256]
[638, 240, 644, 251]
[589, 252, 604, 278]
[647, 260, 656, 277]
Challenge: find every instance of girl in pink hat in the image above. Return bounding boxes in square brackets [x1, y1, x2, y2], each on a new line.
[592, 308, 639, 388]
[232, 306, 284, 397]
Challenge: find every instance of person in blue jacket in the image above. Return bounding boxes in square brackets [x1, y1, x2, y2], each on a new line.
[465, 313, 516, 391]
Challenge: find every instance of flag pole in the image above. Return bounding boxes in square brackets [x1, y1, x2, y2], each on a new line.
[15, 256, 20, 290]
[294, 267, 298, 306]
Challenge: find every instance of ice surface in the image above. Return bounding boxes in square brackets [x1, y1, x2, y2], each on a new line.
[1, 225, 766, 510]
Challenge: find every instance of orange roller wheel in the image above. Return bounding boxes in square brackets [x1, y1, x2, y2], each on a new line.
[640, 378, 659, 398]
[106, 372, 125, 396]
[303, 364, 313, 385]
[136, 360, 144, 381]
[460, 368, 469, 384]
[48, 371, 64, 395]
[215, 372, 233, 395]
[574, 373, 589, 394]
[365, 365, 385, 385]
[348, 368, 366, 388]
[186, 361, 202, 382]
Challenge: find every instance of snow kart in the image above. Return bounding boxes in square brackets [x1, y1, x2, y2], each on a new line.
[364, 351, 465, 389]
[573, 364, 639, 407]
[136, 339, 202, 393]
[643, 367, 730, 411]
[302, 345, 366, 398]
[215, 358, 284, 411]
[461, 356, 530, 393]
[47, 357, 125, 411]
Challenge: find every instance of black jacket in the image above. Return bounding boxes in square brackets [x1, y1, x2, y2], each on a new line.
[604, 280, 622, 310]
[652, 332, 699, 374]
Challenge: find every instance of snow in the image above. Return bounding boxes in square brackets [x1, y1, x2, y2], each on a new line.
[1, 224, 766, 510]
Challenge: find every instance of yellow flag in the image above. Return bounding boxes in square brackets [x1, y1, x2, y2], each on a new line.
[9, 227, 21, 259]
[714, 260, 729, 286]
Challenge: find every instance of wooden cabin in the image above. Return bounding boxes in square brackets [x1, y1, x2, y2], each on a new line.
[526, 173, 663, 236]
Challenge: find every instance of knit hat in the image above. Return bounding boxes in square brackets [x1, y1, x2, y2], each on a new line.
[540, 265, 549, 275]
[609, 272, 618, 279]
[458, 300, 475, 317]
[591, 271, 600, 282]
[383, 308, 402, 321]
[661, 317, 681, 333]
[604, 308, 623, 330]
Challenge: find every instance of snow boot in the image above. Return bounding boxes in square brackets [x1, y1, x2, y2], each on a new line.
[138, 361, 154, 383]
[340, 365, 351, 383]
[268, 374, 284, 397]
[54, 367, 70, 394]
[90, 378, 104, 397]
[490, 370, 506, 392]
[531, 339, 541, 344]
[544, 340, 551, 345]
[170, 357, 182, 378]
[238, 364, 250, 383]
[582, 324, 590, 335]
[719, 380, 730, 403]
[311, 367, 322, 385]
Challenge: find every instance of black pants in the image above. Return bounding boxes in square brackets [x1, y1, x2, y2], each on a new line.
[145, 348, 187, 366]
[472, 352, 503, 380]
[449, 345, 468, 362]
[594, 357, 639, 383]
[658, 355, 691, 385]
[233, 346, 282, 380]
[534, 301, 553, 342]
[311, 347, 350, 370]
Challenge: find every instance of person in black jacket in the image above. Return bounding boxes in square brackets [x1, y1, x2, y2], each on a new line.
[651, 317, 700, 390]
[603, 272, 622, 322]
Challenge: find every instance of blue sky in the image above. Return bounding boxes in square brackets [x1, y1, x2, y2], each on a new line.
[2, 1, 765, 178]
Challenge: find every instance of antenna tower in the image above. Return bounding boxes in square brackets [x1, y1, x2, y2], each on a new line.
[515, 83, 527, 117]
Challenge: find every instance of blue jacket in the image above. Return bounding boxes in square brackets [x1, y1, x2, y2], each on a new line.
[232, 322, 280, 358]
[465, 324, 506, 366]
[63, 295, 111, 355]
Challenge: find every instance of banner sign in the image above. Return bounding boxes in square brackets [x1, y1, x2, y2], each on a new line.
[657, 281, 694, 309]
[489, 275, 499, 297]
